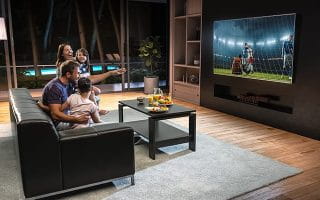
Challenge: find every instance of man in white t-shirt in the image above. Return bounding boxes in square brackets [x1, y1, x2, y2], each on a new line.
[282, 35, 294, 79]
[242, 43, 254, 74]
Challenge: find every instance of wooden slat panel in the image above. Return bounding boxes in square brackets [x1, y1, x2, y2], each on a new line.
[173, 84, 200, 104]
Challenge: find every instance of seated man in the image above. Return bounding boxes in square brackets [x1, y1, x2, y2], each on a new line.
[41, 60, 143, 145]
[40, 60, 143, 144]
[42, 60, 89, 130]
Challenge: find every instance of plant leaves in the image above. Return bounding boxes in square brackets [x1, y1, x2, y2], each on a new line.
[138, 35, 162, 75]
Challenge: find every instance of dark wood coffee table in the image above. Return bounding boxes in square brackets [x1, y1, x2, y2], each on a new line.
[118, 99, 196, 160]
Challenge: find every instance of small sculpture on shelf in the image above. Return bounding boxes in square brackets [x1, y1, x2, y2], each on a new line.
[193, 55, 200, 66]
[189, 74, 199, 84]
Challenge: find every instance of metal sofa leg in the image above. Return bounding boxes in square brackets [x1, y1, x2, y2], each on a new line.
[131, 175, 135, 185]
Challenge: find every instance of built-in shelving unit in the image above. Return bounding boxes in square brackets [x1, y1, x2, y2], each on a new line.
[170, 0, 202, 104]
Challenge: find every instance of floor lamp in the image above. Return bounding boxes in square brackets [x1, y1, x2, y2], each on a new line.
[0, 17, 12, 89]
[0, 17, 7, 40]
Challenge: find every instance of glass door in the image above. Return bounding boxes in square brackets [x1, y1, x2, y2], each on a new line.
[125, 0, 169, 90]
[0, 42, 9, 93]
[0, 0, 12, 99]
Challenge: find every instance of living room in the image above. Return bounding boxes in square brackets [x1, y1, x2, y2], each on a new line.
[1, 0, 320, 199]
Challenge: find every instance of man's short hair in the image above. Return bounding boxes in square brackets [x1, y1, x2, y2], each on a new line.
[77, 77, 92, 93]
[60, 60, 80, 77]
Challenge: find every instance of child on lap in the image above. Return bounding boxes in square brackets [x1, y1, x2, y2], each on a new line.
[76, 48, 108, 115]
[61, 77, 103, 129]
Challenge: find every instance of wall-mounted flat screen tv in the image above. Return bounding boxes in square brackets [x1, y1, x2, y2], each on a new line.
[213, 14, 296, 84]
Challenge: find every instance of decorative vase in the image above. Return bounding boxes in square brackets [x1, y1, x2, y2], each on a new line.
[144, 76, 159, 94]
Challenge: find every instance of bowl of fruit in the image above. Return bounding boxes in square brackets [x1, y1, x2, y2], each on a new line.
[145, 106, 169, 113]
[157, 96, 173, 106]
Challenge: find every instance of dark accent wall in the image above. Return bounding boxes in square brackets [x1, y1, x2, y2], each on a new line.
[201, 0, 320, 140]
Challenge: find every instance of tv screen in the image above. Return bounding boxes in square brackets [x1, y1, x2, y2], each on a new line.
[213, 14, 296, 84]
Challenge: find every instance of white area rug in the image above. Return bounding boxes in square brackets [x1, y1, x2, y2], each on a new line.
[104, 131, 301, 200]
[102, 109, 302, 200]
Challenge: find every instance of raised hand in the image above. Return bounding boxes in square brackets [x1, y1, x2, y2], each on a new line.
[98, 109, 110, 115]
[112, 68, 126, 76]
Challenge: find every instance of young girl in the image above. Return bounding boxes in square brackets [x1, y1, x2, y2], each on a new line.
[75, 48, 108, 115]
[76, 48, 101, 97]
[61, 77, 103, 129]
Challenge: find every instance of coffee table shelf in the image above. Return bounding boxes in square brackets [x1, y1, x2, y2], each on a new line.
[123, 120, 190, 148]
[119, 99, 196, 159]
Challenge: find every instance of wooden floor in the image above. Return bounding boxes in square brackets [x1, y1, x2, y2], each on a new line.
[1, 91, 320, 200]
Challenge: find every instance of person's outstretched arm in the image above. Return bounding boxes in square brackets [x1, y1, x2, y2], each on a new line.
[91, 104, 103, 123]
[88, 68, 126, 84]
[91, 110, 103, 123]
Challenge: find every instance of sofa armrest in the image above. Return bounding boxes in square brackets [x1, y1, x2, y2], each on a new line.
[58, 123, 135, 189]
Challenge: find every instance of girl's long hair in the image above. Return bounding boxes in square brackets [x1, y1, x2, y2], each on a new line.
[75, 48, 90, 66]
[76, 48, 90, 74]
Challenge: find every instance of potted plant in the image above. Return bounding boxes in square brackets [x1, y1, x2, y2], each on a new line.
[138, 36, 161, 94]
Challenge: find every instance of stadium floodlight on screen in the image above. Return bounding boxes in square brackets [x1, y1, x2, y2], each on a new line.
[213, 13, 296, 84]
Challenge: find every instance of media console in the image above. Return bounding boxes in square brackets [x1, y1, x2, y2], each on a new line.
[214, 84, 293, 114]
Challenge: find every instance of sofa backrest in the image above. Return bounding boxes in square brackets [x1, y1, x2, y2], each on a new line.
[9, 88, 63, 197]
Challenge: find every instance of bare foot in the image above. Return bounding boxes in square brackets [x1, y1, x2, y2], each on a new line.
[99, 109, 109, 115]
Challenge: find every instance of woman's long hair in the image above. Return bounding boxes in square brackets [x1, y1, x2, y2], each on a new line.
[56, 43, 70, 67]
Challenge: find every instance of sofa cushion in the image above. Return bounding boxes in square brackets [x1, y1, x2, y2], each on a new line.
[59, 124, 135, 189]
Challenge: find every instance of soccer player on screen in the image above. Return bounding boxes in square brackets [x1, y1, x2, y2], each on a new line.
[282, 35, 294, 80]
[242, 43, 254, 74]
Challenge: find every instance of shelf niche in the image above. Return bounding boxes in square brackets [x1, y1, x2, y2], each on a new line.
[186, 0, 201, 15]
[174, 0, 186, 17]
[174, 67, 199, 86]
[174, 18, 186, 65]
[187, 42, 200, 66]
[187, 16, 201, 41]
